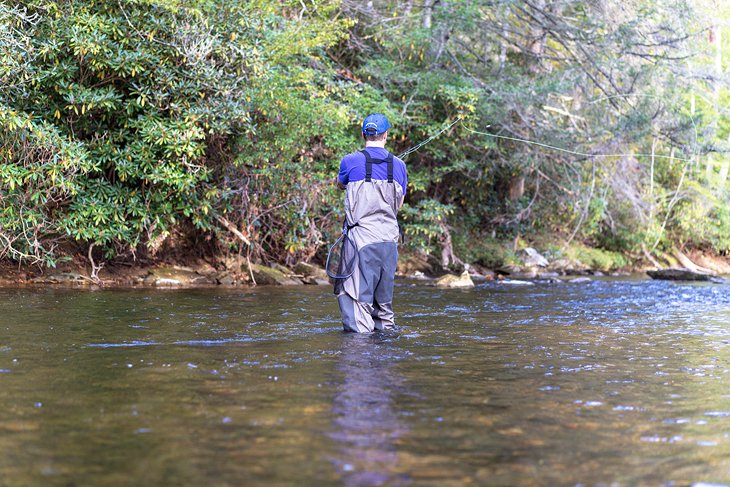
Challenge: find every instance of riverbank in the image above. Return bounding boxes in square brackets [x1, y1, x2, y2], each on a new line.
[1, 243, 727, 288]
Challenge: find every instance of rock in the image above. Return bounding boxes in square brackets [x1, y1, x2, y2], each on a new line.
[250, 264, 303, 286]
[397, 250, 443, 277]
[469, 263, 496, 280]
[568, 277, 592, 284]
[268, 263, 292, 275]
[33, 272, 88, 284]
[409, 271, 431, 280]
[216, 272, 236, 286]
[538, 271, 560, 278]
[536, 277, 562, 284]
[510, 268, 538, 279]
[647, 268, 715, 281]
[500, 279, 534, 286]
[302, 276, 330, 285]
[520, 247, 549, 267]
[434, 270, 474, 289]
[293, 262, 329, 280]
[143, 266, 216, 286]
[549, 258, 590, 275]
[497, 263, 522, 275]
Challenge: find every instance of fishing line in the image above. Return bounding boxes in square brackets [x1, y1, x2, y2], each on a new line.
[397, 118, 463, 159]
[461, 126, 696, 162]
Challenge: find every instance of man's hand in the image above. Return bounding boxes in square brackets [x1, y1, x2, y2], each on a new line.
[336, 177, 346, 190]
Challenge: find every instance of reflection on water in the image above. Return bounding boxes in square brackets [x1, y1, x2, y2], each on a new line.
[0, 278, 728, 486]
[330, 333, 408, 486]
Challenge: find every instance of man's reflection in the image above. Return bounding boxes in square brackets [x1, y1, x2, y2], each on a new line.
[330, 333, 409, 486]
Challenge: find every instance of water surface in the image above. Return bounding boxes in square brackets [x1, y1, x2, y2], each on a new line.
[0, 278, 729, 486]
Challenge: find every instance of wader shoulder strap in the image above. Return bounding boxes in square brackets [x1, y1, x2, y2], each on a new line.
[361, 150, 373, 182]
[386, 154, 394, 183]
[360, 150, 394, 183]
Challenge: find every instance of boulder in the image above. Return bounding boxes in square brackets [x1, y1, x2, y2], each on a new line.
[647, 268, 715, 281]
[434, 270, 475, 289]
[250, 264, 303, 286]
[215, 272, 236, 286]
[520, 247, 549, 267]
[548, 258, 590, 275]
[143, 266, 216, 286]
[268, 263, 292, 275]
[397, 250, 444, 277]
[468, 263, 496, 280]
[497, 263, 522, 275]
[294, 262, 329, 280]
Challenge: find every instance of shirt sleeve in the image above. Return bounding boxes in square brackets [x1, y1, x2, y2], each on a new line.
[397, 159, 407, 195]
[338, 157, 348, 185]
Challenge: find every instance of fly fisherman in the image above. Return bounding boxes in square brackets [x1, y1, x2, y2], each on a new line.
[335, 113, 407, 333]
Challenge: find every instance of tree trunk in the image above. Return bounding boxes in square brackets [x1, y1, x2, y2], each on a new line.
[707, 22, 722, 183]
[422, 0, 433, 29]
[719, 136, 729, 189]
[509, 175, 525, 201]
[526, 0, 547, 74]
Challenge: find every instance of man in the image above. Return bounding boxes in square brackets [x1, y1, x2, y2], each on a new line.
[335, 113, 407, 333]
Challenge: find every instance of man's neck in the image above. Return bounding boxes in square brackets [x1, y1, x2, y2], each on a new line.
[365, 141, 387, 149]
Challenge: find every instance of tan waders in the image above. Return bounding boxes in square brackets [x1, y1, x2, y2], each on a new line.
[336, 151, 404, 333]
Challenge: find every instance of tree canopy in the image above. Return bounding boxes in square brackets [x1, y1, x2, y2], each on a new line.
[1, 0, 728, 269]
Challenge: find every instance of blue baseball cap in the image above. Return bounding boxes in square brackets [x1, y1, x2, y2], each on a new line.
[362, 113, 391, 135]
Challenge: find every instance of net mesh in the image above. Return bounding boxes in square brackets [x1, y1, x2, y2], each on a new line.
[325, 232, 358, 279]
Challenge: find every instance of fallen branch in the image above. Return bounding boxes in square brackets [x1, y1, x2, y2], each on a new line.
[217, 215, 251, 246]
[641, 243, 663, 269]
[672, 247, 716, 275]
[88, 243, 104, 285]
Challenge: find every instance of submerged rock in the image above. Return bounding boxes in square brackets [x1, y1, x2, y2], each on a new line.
[500, 279, 534, 286]
[647, 268, 715, 281]
[536, 277, 562, 284]
[33, 272, 89, 284]
[143, 266, 216, 286]
[567, 277, 592, 284]
[434, 270, 475, 289]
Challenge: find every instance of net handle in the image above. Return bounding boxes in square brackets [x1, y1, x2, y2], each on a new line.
[325, 233, 356, 280]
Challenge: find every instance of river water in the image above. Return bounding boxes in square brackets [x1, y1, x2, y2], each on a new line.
[0, 277, 729, 486]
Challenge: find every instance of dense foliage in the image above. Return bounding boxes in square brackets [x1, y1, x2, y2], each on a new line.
[1, 0, 728, 270]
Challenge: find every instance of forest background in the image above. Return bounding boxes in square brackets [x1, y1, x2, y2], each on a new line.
[1, 0, 728, 278]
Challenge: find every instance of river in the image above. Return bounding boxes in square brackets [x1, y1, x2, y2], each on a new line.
[0, 277, 729, 486]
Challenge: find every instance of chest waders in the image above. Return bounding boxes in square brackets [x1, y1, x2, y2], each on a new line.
[336, 150, 403, 333]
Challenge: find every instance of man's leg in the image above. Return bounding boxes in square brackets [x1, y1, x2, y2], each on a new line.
[338, 292, 375, 333]
[371, 300, 395, 330]
[371, 243, 398, 331]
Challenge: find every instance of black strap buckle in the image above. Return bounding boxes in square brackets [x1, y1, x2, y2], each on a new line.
[360, 150, 394, 183]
